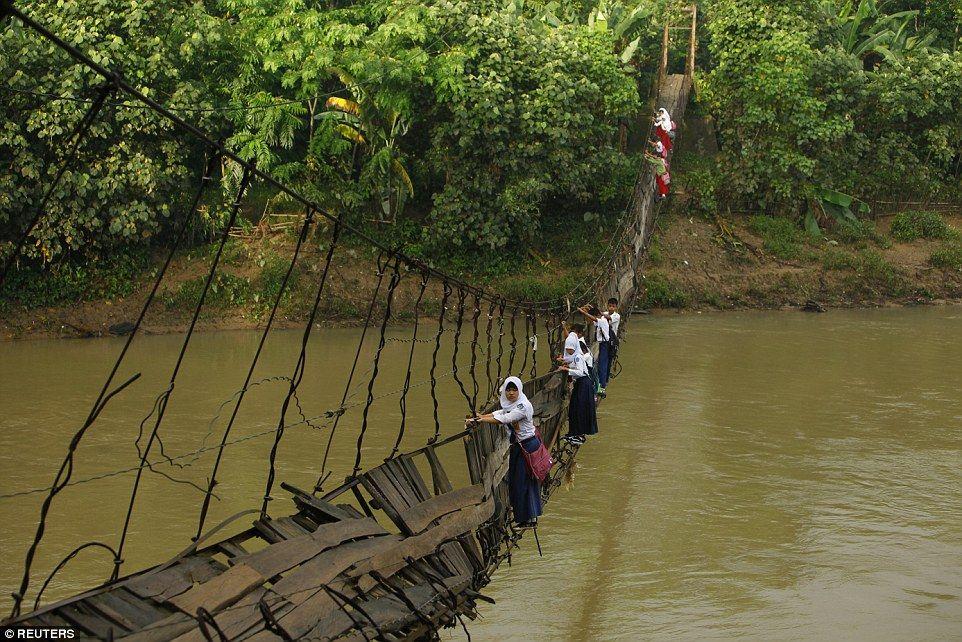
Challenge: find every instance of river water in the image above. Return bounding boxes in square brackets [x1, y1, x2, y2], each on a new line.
[1, 307, 960, 639]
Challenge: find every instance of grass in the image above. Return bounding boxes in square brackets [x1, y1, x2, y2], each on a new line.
[639, 271, 688, 308]
[822, 248, 859, 271]
[833, 218, 890, 248]
[165, 273, 254, 310]
[890, 210, 959, 242]
[837, 249, 907, 296]
[748, 215, 807, 260]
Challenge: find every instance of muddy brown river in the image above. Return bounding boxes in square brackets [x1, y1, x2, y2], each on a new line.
[2, 307, 960, 639]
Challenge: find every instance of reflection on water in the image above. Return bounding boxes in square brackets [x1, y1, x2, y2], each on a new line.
[1, 307, 961, 639]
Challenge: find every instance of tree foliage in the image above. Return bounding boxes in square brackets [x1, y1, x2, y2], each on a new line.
[425, 0, 639, 249]
[0, 0, 233, 263]
[700, 0, 962, 211]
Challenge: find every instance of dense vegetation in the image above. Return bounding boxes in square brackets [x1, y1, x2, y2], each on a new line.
[1, 0, 669, 272]
[699, 0, 962, 219]
[1, 0, 960, 312]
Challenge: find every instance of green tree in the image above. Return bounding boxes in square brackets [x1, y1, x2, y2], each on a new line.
[0, 0, 232, 265]
[425, 0, 639, 249]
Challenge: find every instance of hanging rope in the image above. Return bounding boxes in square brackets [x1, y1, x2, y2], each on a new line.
[449, 287, 473, 412]
[194, 206, 322, 538]
[114, 165, 254, 579]
[483, 299, 496, 400]
[388, 269, 429, 460]
[427, 282, 451, 445]
[8, 146, 221, 619]
[352, 258, 402, 478]
[468, 291, 483, 415]
[260, 219, 342, 517]
[316, 251, 390, 492]
[508, 305, 519, 376]
[494, 299, 507, 394]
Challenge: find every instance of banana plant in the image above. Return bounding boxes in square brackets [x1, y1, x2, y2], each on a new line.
[828, 0, 935, 66]
[316, 73, 413, 223]
[805, 184, 871, 235]
[540, 0, 652, 63]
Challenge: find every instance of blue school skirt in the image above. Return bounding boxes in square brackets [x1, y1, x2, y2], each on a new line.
[509, 434, 543, 523]
[568, 375, 598, 436]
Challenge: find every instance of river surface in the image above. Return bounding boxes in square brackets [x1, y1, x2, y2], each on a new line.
[1, 307, 961, 639]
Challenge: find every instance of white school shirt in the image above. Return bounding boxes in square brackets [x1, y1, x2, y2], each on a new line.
[567, 351, 588, 379]
[595, 315, 610, 342]
[580, 342, 593, 368]
[607, 311, 621, 337]
[492, 398, 536, 440]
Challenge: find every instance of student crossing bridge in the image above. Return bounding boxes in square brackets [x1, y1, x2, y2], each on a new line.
[1, 3, 695, 639]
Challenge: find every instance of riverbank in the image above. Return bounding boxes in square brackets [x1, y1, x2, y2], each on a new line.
[640, 207, 962, 313]
[2, 208, 961, 340]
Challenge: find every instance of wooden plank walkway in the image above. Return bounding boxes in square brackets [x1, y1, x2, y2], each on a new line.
[5, 68, 691, 640]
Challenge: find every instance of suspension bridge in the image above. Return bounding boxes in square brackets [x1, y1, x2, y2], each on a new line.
[1, 3, 695, 639]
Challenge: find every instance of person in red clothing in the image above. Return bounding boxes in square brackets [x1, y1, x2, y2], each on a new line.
[645, 150, 670, 201]
[653, 108, 675, 152]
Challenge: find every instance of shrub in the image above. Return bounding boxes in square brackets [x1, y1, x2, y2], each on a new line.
[890, 211, 958, 242]
[856, 249, 906, 294]
[166, 273, 252, 309]
[640, 272, 688, 308]
[834, 219, 888, 248]
[930, 244, 962, 269]
[0, 249, 150, 309]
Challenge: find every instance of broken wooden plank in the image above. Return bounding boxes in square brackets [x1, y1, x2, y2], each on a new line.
[282, 482, 355, 522]
[126, 556, 226, 602]
[239, 517, 386, 578]
[424, 448, 453, 495]
[269, 536, 401, 607]
[396, 485, 485, 535]
[350, 498, 495, 578]
[168, 562, 265, 616]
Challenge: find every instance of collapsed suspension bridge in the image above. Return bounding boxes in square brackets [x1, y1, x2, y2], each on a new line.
[1, 3, 695, 639]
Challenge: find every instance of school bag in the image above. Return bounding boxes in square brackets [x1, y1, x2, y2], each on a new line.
[517, 425, 554, 483]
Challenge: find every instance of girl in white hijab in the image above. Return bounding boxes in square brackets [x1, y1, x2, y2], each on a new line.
[467, 376, 542, 526]
[558, 324, 596, 444]
[654, 107, 675, 152]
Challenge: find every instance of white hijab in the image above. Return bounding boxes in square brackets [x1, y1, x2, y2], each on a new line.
[563, 331, 579, 363]
[656, 108, 672, 132]
[500, 376, 529, 410]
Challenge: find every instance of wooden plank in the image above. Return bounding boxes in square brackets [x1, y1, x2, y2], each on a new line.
[86, 593, 143, 632]
[350, 498, 495, 578]
[266, 516, 311, 540]
[396, 485, 485, 534]
[318, 575, 472, 641]
[169, 587, 272, 642]
[269, 536, 401, 606]
[117, 613, 195, 641]
[381, 460, 422, 507]
[59, 603, 119, 638]
[361, 468, 412, 533]
[398, 456, 431, 501]
[126, 556, 225, 601]
[424, 448, 453, 495]
[168, 562, 265, 616]
[217, 540, 248, 561]
[240, 516, 386, 578]
[282, 482, 355, 522]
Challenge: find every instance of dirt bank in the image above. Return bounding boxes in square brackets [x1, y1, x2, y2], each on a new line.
[640, 208, 962, 312]
[3, 207, 962, 340]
